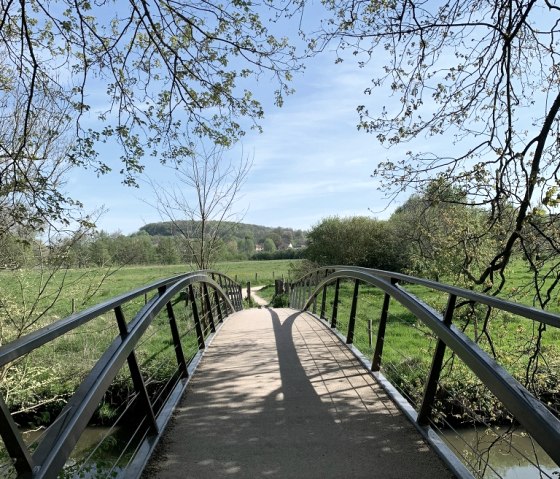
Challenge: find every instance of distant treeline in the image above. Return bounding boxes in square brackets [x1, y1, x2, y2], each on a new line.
[0, 221, 307, 269]
[140, 221, 306, 249]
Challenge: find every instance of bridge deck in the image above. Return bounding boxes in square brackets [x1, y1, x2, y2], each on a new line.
[144, 308, 454, 478]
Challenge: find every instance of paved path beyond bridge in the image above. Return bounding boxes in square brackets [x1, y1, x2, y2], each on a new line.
[144, 308, 454, 478]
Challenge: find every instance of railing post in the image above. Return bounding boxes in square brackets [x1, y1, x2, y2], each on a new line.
[214, 288, 224, 323]
[371, 280, 396, 371]
[331, 278, 340, 328]
[346, 280, 360, 344]
[224, 278, 231, 306]
[300, 276, 311, 309]
[159, 286, 189, 380]
[320, 283, 328, 319]
[247, 281, 251, 302]
[189, 284, 205, 350]
[237, 285, 243, 310]
[417, 293, 457, 426]
[312, 293, 318, 314]
[0, 394, 33, 475]
[159, 286, 189, 378]
[203, 283, 216, 333]
[114, 305, 159, 435]
[312, 272, 318, 314]
[289, 284, 296, 309]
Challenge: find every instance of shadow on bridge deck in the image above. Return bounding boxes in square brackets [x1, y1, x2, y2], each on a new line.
[143, 308, 454, 478]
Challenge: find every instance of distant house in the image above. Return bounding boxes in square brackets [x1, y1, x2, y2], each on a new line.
[255, 244, 264, 252]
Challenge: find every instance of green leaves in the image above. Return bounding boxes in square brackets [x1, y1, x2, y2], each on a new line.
[2, 0, 301, 181]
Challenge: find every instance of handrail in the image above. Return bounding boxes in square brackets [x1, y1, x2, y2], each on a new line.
[289, 266, 560, 475]
[293, 265, 560, 327]
[0, 270, 243, 478]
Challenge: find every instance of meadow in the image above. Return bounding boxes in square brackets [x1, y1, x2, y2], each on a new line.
[2, 257, 559, 431]
[2, 258, 560, 479]
[0, 259, 298, 425]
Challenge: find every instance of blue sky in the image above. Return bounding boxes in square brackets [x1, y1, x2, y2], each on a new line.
[65, 43, 403, 235]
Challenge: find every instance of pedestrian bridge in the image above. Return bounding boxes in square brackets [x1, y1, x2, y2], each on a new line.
[0, 268, 559, 478]
[143, 308, 452, 478]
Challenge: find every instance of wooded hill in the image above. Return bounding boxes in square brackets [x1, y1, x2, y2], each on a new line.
[138, 221, 306, 250]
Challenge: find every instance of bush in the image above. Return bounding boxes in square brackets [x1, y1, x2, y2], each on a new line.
[304, 216, 407, 271]
[270, 293, 289, 308]
[251, 249, 305, 261]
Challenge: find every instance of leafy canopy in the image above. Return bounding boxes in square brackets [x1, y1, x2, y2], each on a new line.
[3, 0, 300, 183]
[309, 0, 560, 299]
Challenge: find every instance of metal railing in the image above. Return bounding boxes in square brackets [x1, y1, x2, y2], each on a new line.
[290, 266, 560, 478]
[0, 271, 242, 479]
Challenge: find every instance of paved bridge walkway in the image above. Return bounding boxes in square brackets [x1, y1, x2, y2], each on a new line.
[143, 308, 454, 478]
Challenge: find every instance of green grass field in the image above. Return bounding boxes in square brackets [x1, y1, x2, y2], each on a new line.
[0, 259, 298, 327]
[2, 258, 559, 430]
[0, 259, 299, 422]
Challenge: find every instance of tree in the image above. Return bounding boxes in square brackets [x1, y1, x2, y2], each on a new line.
[1, 1, 300, 184]
[263, 238, 277, 252]
[148, 143, 251, 269]
[305, 216, 406, 271]
[389, 181, 500, 283]
[0, 66, 92, 236]
[310, 1, 560, 301]
[89, 233, 112, 267]
[157, 236, 180, 265]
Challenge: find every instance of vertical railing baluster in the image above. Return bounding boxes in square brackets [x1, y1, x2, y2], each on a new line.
[312, 272, 318, 314]
[320, 269, 329, 319]
[346, 280, 360, 344]
[224, 278, 231, 306]
[288, 284, 296, 309]
[214, 289, 224, 323]
[331, 278, 340, 329]
[371, 280, 396, 372]
[0, 395, 33, 475]
[114, 305, 159, 434]
[189, 284, 205, 350]
[239, 281, 243, 309]
[224, 280, 233, 314]
[320, 283, 328, 319]
[158, 286, 189, 380]
[312, 293, 318, 314]
[417, 293, 457, 426]
[203, 283, 216, 333]
[234, 280, 240, 309]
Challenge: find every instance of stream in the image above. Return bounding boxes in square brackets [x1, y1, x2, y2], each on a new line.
[443, 427, 559, 478]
